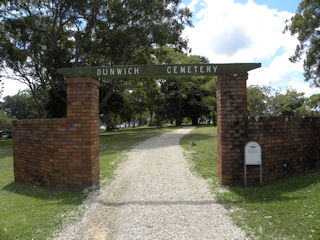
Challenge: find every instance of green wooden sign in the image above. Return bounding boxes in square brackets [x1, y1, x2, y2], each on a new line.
[57, 63, 261, 79]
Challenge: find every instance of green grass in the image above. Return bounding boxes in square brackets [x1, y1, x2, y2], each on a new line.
[181, 126, 320, 240]
[0, 126, 177, 240]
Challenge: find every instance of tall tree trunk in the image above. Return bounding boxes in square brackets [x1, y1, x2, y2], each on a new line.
[99, 79, 121, 111]
[175, 101, 183, 126]
[175, 113, 182, 126]
[30, 88, 47, 118]
[105, 110, 113, 131]
[191, 116, 198, 126]
[149, 108, 153, 126]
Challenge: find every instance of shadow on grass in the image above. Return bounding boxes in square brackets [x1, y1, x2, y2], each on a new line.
[2, 181, 87, 205]
[180, 126, 217, 144]
[183, 132, 216, 142]
[99, 126, 181, 137]
[217, 171, 320, 204]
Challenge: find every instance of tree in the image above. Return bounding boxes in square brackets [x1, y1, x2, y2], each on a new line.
[285, 0, 320, 87]
[127, 80, 149, 126]
[246, 86, 317, 116]
[94, 0, 192, 112]
[119, 91, 135, 126]
[0, 0, 104, 117]
[271, 89, 306, 116]
[301, 93, 320, 116]
[308, 93, 320, 110]
[0, 79, 3, 99]
[156, 47, 216, 126]
[0, 0, 192, 118]
[247, 86, 267, 116]
[141, 78, 159, 126]
[100, 91, 124, 130]
[0, 110, 13, 132]
[2, 90, 38, 119]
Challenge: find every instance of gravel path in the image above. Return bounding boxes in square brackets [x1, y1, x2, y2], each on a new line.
[55, 127, 246, 240]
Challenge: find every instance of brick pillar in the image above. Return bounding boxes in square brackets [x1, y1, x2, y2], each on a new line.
[64, 78, 100, 189]
[216, 74, 248, 185]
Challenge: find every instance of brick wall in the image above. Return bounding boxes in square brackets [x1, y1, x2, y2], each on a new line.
[216, 74, 320, 187]
[13, 78, 100, 190]
[13, 73, 320, 189]
[216, 74, 248, 185]
[246, 116, 320, 186]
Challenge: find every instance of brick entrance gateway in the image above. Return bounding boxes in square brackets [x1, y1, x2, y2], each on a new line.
[12, 63, 320, 190]
[216, 74, 320, 186]
[216, 74, 249, 185]
[13, 78, 100, 190]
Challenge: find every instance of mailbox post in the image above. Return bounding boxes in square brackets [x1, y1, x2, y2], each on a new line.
[244, 141, 262, 187]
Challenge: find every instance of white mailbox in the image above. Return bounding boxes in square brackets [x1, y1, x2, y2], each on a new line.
[244, 141, 262, 187]
[245, 141, 261, 165]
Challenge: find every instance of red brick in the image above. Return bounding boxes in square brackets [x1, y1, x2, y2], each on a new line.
[13, 78, 100, 190]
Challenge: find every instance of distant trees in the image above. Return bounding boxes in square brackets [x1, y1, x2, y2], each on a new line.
[247, 86, 268, 116]
[96, 48, 217, 128]
[1, 90, 38, 119]
[247, 86, 320, 117]
[0, 110, 13, 132]
[285, 0, 320, 87]
[155, 48, 215, 126]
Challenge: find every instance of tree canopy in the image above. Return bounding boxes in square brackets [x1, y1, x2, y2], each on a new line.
[2, 90, 38, 119]
[0, 0, 192, 117]
[247, 86, 320, 117]
[285, 0, 320, 87]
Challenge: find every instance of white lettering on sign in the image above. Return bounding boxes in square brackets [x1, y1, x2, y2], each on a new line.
[213, 65, 218, 73]
[96, 67, 141, 77]
[194, 65, 198, 73]
[166, 65, 218, 75]
[96, 65, 218, 77]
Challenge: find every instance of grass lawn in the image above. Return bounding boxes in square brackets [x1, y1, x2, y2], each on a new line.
[0, 126, 177, 240]
[181, 126, 320, 240]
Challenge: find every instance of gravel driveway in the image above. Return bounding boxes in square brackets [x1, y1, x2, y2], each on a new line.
[55, 127, 246, 240]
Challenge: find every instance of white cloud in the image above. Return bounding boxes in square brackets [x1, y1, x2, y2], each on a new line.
[182, 0, 313, 93]
[248, 52, 303, 86]
[288, 81, 320, 97]
[184, 0, 296, 61]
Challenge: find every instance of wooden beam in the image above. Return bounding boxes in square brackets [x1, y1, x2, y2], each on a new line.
[57, 63, 261, 78]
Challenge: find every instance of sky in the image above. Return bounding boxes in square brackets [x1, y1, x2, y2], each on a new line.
[180, 0, 320, 96]
[1, 0, 320, 99]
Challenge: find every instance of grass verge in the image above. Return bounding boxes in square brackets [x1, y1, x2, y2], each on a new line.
[0, 126, 177, 240]
[180, 126, 320, 240]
